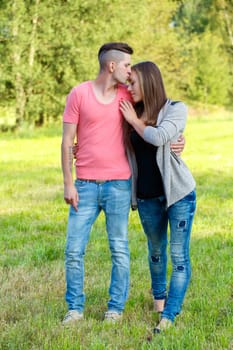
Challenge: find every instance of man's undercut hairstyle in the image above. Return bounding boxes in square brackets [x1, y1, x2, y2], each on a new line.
[98, 42, 133, 70]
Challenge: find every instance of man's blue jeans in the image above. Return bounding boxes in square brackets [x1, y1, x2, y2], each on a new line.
[65, 179, 131, 313]
[137, 190, 196, 322]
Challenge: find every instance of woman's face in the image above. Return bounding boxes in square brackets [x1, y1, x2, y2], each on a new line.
[128, 70, 142, 103]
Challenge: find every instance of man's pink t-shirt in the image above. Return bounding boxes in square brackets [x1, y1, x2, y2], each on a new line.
[63, 81, 131, 180]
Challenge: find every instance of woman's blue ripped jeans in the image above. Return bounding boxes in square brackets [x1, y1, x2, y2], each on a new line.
[65, 179, 131, 314]
[137, 190, 196, 322]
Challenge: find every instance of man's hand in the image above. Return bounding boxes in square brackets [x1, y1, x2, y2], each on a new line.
[61, 122, 77, 209]
[64, 183, 79, 212]
[170, 134, 185, 156]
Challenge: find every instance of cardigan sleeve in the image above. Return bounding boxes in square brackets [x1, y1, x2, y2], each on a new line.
[143, 102, 188, 146]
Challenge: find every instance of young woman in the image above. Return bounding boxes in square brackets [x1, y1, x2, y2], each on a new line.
[120, 61, 196, 333]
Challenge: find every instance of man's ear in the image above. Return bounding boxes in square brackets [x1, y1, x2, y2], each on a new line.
[109, 61, 116, 73]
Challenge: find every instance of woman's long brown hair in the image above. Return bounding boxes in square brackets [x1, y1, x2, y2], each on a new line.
[133, 61, 167, 125]
[123, 61, 167, 149]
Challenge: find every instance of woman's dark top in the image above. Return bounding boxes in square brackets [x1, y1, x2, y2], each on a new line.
[130, 130, 164, 199]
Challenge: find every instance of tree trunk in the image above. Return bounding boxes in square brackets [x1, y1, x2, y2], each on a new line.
[12, 0, 26, 126]
[27, 0, 40, 100]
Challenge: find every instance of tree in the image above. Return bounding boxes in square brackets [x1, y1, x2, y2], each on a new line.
[0, 0, 232, 129]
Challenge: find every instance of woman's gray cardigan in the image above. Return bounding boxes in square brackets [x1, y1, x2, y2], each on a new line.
[127, 99, 196, 210]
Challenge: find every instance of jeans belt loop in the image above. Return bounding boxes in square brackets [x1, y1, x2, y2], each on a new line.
[95, 180, 106, 184]
[77, 178, 107, 184]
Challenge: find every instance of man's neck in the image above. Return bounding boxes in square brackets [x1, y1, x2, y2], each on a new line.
[92, 74, 118, 104]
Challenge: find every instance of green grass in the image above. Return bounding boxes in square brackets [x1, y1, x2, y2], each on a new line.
[0, 113, 233, 350]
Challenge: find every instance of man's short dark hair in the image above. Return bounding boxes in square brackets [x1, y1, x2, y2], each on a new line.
[98, 42, 133, 59]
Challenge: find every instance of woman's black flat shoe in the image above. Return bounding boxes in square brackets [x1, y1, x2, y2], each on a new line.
[153, 318, 172, 334]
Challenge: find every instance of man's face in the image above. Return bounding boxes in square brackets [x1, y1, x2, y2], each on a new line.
[113, 53, 131, 84]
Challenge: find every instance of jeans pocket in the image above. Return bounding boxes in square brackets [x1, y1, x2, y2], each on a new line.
[112, 179, 131, 191]
[181, 190, 196, 215]
[183, 190, 196, 203]
[75, 179, 89, 191]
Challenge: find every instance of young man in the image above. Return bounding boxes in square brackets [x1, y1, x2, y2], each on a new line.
[61, 42, 134, 324]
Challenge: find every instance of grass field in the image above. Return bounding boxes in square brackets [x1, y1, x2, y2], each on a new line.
[0, 112, 233, 349]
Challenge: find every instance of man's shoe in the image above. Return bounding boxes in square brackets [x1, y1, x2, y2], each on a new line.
[104, 311, 122, 322]
[62, 310, 84, 326]
[153, 318, 173, 333]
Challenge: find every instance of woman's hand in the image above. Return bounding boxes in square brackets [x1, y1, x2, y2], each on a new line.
[120, 100, 138, 125]
[120, 100, 146, 137]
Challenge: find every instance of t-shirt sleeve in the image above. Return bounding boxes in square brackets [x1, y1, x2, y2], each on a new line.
[63, 87, 80, 124]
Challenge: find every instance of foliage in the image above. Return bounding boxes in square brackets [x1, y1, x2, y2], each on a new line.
[0, 0, 232, 129]
[173, 0, 233, 105]
[182, 31, 231, 104]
